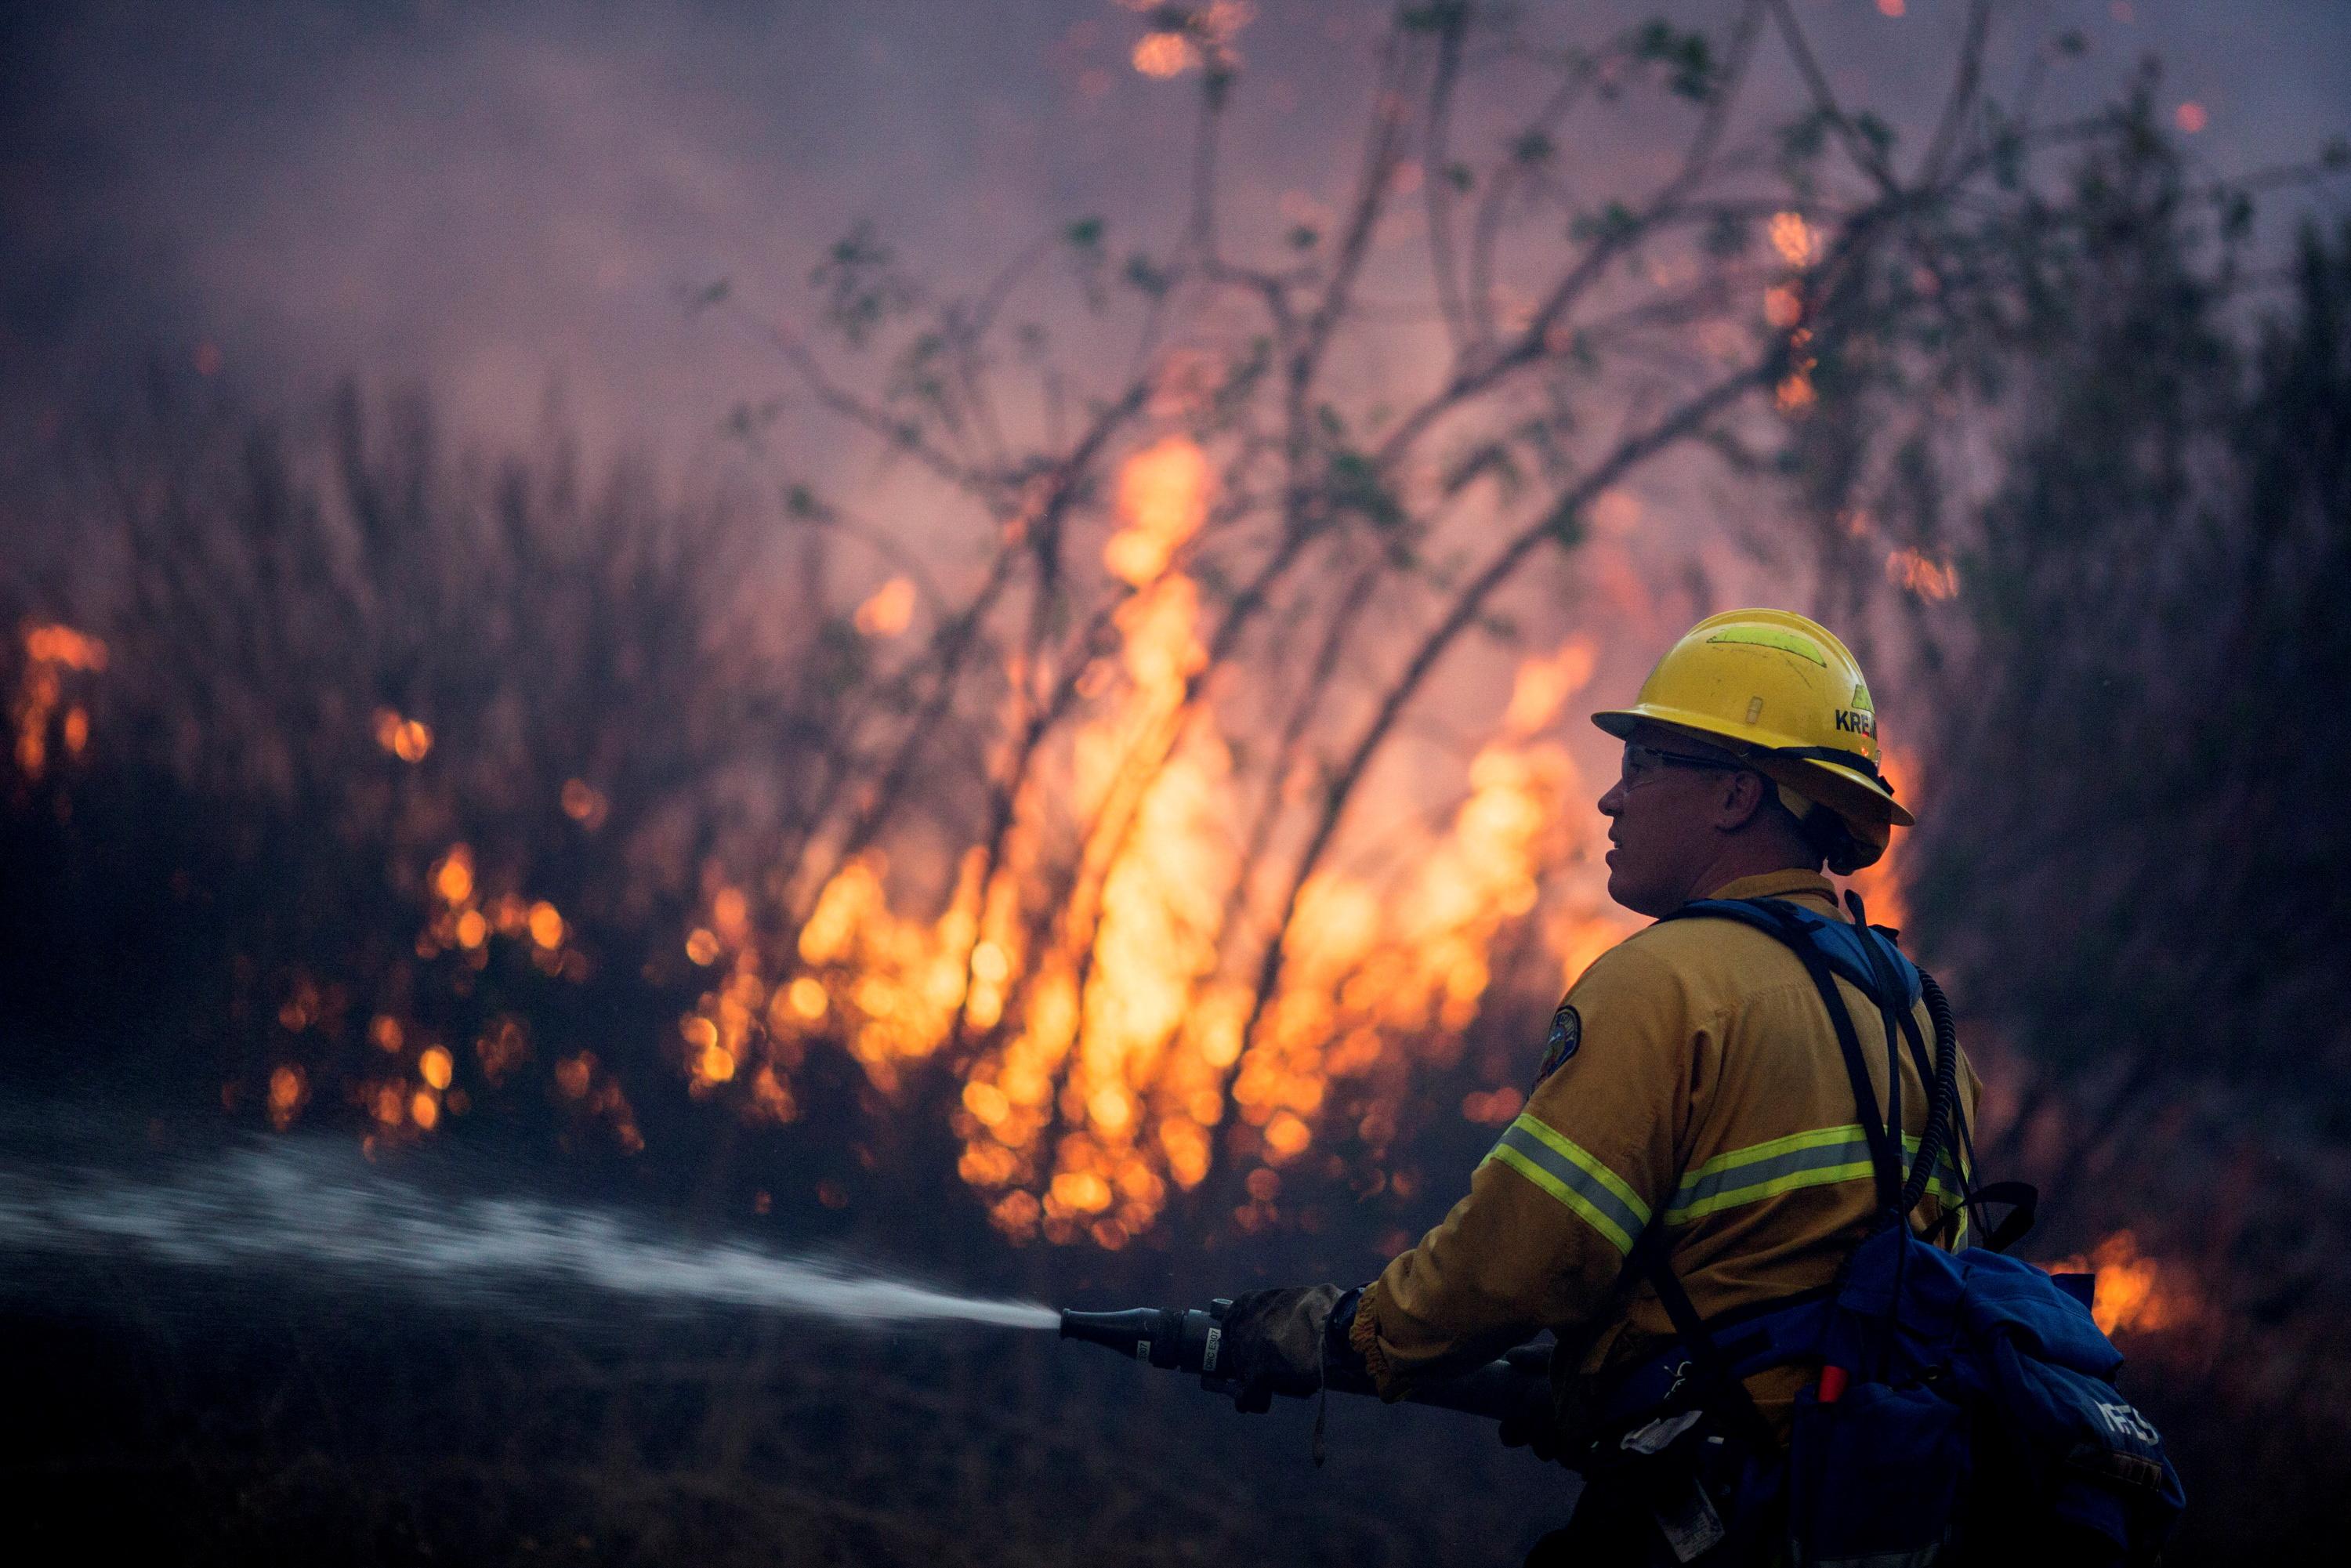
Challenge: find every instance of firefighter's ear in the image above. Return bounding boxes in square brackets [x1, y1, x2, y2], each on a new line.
[1710, 768, 1773, 831]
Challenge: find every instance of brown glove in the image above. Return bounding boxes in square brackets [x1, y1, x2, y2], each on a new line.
[1219, 1284, 1343, 1414]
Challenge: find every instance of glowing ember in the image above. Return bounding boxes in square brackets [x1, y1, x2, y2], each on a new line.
[12, 622, 109, 779]
[1126, 1, 1252, 78]
[1132, 32, 1194, 77]
[23, 625, 109, 672]
[1769, 211, 1817, 269]
[372, 707, 433, 762]
[266, 1064, 307, 1131]
[853, 577, 917, 637]
[555, 1054, 593, 1099]
[560, 778, 607, 826]
[433, 846, 475, 906]
[1886, 548, 1960, 600]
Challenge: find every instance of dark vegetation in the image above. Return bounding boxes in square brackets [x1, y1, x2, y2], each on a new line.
[1906, 194, 2351, 1563]
[2, 3, 2346, 1562]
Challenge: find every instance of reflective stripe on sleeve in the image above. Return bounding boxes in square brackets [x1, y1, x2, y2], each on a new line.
[1481, 1113, 1651, 1255]
[1662, 1125, 1969, 1226]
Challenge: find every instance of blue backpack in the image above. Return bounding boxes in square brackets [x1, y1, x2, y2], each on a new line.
[1589, 894, 2185, 1565]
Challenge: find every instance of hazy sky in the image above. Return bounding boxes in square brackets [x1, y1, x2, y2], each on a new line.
[4, 0, 2346, 465]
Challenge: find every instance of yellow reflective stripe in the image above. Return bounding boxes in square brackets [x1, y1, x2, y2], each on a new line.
[1509, 1114, 1653, 1223]
[1661, 1125, 1971, 1226]
[1682, 1124, 1861, 1183]
[1667, 1153, 1878, 1222]
[1486, 1145, 1642, 1255]
[1481, 1113, 1650, 1255]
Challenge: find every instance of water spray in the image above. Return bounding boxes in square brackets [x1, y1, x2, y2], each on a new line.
[0, 1142, 1056, 1331]
[0, 1142, 1547, 1429]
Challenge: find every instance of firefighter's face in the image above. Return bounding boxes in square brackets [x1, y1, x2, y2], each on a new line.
[1596, 726, 1756, 916]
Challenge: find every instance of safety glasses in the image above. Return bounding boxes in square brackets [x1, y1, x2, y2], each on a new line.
[1618, 741, 1751, 788]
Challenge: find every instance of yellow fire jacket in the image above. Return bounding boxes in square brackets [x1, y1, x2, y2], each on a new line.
[1351, 869, 1979, 1439]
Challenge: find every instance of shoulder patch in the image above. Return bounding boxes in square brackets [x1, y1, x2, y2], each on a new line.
[1534, 1001, 1581, 1086]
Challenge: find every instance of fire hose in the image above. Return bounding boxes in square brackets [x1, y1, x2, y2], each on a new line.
[1059, 1298, 1552, 1426]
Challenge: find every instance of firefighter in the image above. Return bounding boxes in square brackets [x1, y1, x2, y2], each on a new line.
[1215, 608, 1978, 1563]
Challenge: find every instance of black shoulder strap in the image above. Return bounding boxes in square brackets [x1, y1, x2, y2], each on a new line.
[1662, 899, 1904, 1212]
[1842, 893, 1909, 1204]
[1626, 1229, 1781, 1455]
[1628, 896, 1921, 1451]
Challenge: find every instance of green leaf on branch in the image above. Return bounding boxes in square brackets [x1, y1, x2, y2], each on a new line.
[1212, 338, 1272, 424]
[1124, 252, 1173, 299]
[1065, 218, 1109, 313]
[1442, 441, 1523, 501]
[1399, 2, 1469, 34]
[2220, 190, 2255, 239]
[1537, 493, 1587, 550]
[784, 483, 835, 523]
[1571, 201, 1641, 245]
[811, 223, 915, 349]
[1632, 19, 1715, 100]
[1325, 449, 1409, 532]
[1704, 210, 1751, 258]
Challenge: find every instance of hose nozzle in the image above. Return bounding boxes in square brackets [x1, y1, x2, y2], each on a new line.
[1059, 1302, 1230, 1374]
[1059, 1298, 1550, 1428]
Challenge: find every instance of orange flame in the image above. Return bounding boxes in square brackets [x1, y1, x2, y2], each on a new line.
[669, 435, 1643, 1246]
[1846, 743, 1919, 932]
[2042, 1229, 2201, 1337]
[280, 430, 1639, 1237]
[1886, 548, 1960, 600]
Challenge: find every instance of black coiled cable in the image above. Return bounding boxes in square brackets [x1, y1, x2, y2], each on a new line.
[1900, 970, 1962, 1215]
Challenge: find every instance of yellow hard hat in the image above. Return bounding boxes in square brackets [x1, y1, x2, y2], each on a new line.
[1592, 609, 1913, 867]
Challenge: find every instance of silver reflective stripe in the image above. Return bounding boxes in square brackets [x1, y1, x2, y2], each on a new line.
[1663, 1125, 1972, 1226]
[1669, 1133, 1871, 1219]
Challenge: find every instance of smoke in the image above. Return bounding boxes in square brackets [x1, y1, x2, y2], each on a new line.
[0, 1140, 1057, 1331]
[14, 0, 2330, 462]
